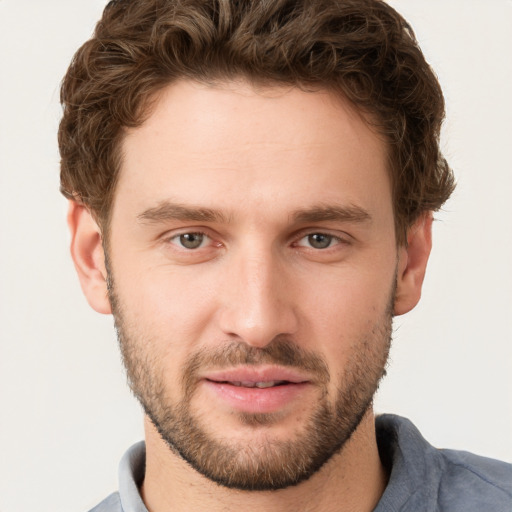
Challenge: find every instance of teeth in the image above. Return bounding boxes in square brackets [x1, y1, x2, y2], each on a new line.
[255, 381, 277, 388]
[228, 380, 285, 388]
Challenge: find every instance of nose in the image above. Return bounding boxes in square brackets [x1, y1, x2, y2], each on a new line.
[217, 246, 299, 348]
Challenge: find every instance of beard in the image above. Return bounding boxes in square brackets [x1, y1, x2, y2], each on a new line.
[107, 267, 394, 491]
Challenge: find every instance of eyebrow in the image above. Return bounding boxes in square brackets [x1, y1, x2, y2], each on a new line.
[137, 201, 229, 224]
[137, 200, 371, 226]
[291, 204, 372, 224]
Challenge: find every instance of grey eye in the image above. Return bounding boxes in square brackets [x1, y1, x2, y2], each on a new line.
[307, 233, 333, 249]
[178, 233, 205, 249]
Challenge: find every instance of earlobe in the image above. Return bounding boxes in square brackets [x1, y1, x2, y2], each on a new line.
[67, 201, 112, 315]
[394, 213, 433, 316]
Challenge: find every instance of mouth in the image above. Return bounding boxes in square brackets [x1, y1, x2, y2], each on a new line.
[207, 379, 291, 389]
[200, 367, 311, 414]
[203, 366, 309, 388]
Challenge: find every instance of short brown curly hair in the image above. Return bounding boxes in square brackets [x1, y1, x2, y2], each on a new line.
[59, 0, 455, 244]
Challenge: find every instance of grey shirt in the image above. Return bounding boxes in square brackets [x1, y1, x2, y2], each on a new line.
[89, 415, 512, 511]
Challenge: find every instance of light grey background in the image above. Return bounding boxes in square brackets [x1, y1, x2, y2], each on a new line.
[1, 1, 511, 511]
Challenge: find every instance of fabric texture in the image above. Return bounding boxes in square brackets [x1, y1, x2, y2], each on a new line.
[88, 415, 512, 511]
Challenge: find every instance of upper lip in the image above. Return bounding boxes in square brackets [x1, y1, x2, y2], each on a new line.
[202, 365, 310, 384]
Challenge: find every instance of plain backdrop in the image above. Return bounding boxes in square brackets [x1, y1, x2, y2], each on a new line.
[1, 1, 511, 511]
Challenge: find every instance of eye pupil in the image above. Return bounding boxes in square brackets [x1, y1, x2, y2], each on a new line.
[308, 233, 332, 249]
[180, 233, 204, 249]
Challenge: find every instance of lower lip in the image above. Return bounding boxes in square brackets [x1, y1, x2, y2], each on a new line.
[202, 380, 310, 414]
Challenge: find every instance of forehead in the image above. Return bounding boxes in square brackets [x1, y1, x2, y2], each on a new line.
[114, 80, 391, 225]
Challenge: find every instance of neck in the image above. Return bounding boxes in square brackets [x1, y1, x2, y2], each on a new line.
[141, 409, 388, 512]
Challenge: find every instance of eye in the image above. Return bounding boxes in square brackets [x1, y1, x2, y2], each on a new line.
[297, 233, 340, 249]
[170, 232, 210, 249]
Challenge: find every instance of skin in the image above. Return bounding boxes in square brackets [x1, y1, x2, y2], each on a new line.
[68, 80, 432, 512]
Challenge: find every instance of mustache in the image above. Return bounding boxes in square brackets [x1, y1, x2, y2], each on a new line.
[181, 337, 330, 392]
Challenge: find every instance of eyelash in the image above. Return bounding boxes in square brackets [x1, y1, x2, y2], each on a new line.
[165, 230, 348, 251]
[167, 232, 214, 250]
[294, 233, 345, 250]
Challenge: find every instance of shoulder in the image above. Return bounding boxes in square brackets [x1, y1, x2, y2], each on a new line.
[87, 441, 147, 512]
[437, 448, 512, 509]
[88, 491, 123, 512]
[375, 414, 512, 512]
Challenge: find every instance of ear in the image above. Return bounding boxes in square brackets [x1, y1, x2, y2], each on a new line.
[67, 201, 112, 314]
[394, 213, 433, 316]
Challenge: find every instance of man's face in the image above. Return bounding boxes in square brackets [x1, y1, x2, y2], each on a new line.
[106, 81, 400, 490]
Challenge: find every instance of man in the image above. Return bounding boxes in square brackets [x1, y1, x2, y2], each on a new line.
[59, 0, 512, 510]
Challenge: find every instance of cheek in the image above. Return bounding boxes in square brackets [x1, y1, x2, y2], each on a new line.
[300, 268, 395, 356]
[112, 259, 221, 358]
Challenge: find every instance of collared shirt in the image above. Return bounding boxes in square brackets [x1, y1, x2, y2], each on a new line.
[89, 415, 512, 511]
